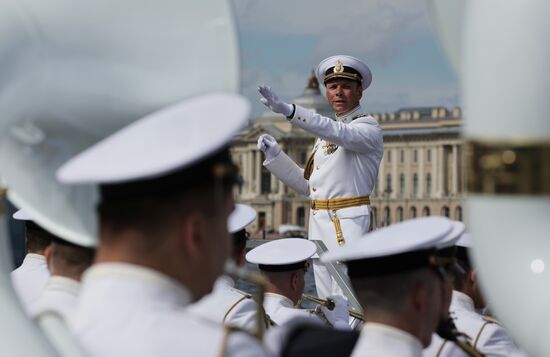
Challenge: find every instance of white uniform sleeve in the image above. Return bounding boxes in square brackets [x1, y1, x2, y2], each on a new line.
[290, 105, 382, 154]
[263, 151, 309, 196]
[477, 324, 529, 357]
[224, 331, 269, 357]
[224, 298, 261, 336]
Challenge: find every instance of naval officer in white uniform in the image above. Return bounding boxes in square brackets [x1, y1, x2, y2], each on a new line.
[321, 217, 455, 357]
[10, 209, 51, 312]
[187, 203, 271, 334]
[257, 55, 384, 299]
[424, 233, 528, 357]
[246, 238, 350, 329]
[59, 94, 266, 357]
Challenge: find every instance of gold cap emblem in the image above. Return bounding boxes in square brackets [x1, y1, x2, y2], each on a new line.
[333, 60, 344, 74]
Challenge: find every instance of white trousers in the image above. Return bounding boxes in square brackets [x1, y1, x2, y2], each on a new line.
[309, 207, 370, 299]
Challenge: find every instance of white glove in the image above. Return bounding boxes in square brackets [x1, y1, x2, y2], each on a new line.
[257, 134, 281, 161]
[258, 85, 294, 117]
[321, 295, 350, 330]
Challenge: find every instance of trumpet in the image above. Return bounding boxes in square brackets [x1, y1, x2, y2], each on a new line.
[224, 261, 271, 340]
[302, 294, 365, 321]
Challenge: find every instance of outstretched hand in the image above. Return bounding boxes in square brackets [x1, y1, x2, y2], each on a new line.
[258, 85, 294, 117]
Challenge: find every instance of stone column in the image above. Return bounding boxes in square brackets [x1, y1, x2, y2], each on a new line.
[452, 144, 458, 194]
[255, 150, 262, 194]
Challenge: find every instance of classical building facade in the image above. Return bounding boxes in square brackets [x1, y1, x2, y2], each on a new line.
[231, 74, 465, 234]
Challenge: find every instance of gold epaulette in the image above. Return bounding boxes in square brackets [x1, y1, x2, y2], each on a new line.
[482, 315, 499, 324]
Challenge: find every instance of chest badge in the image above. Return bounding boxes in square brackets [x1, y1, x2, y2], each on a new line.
[322, 141, 338, 155]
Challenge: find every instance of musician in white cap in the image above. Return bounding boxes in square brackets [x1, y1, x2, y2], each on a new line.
[246, 238, 350, 329]
[187, 203, 272, 334]
[58, 95, 266, 357]
[257, 55, 384, 299]
[320, 217, 455, 356]
[10, 209, 51, 311]
[424, 233, 527, 357]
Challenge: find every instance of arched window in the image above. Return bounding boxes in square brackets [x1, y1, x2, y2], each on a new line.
[413, 174, 418, 197]
[397, 207, 404, 222]
[455, 206, 463, 221]
[384, 206, 391, 226]
[441, 206, 450, 217]
[423, 206, 430, 217]
[386, 174, 392, 193]
[426, 173, 432, 197]
[399, 174, 405, 195]
[410, 206, 417, 218]
[296, 207, 305, 227]
[371, 207, 378, 227]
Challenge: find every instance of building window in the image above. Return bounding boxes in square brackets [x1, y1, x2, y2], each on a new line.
[400, 150, 404, 163]
[261, 167, 271, 194]
[426, 173, 432, 197]
[397, 207, 404, 222]
[384, 206, 391, 226]
[387, 150, 391, 163]
[455, 206, 463, 221]
[386, 174, 392, 193]
[427, 149, 431, 162]
[258, 212, 266, 230]
[413, 150, 418, 163]
[399, 174, 405, 195]
[442, 206, 450, 217]
[410, 206, 417, 218]
[423, 206, 430, 216]
[371, 207, 378, 228]
[300, 151, 307, 165]
[297, 207, 305, 227]
[413, 174, 418, 197]
[374, 180, 379, 196]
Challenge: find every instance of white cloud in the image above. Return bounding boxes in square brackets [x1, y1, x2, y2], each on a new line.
[234, 0, 430, 63]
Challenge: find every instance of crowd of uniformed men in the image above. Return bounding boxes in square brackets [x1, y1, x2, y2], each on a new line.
[9, 55, 528, 357]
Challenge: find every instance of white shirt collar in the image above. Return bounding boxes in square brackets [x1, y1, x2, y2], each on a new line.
[46, 276, 81, 293]
[214, 274, 235, 289]
[451, 290, 476, 312]
[83, 263, 192, 307]
[335, 105, 368, 124]
[354, 322, 423, 357]
[264, 292, 295, 308]
[23, 253, 46, 264]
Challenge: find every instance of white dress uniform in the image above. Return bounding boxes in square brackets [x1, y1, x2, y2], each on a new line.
[264, 104, 383, 298]
[261, 56, 383, 299]
[424, 291, 527, 357]
[263, 292, 323, 327]
[28, 276, 80, 320]
[352, 323, 425, 357]
[187, 275, 259, 334]
[70, 264, 266, 357]
[11, 253, 50, 311]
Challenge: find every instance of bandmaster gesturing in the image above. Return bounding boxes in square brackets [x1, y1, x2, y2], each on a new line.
[257, 55, 384, 299]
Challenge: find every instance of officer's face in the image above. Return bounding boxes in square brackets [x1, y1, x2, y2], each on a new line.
[325, 79, 363, 115]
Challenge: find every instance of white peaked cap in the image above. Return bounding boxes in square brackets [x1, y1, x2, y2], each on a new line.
[228, 204, 257, 234]
[12, 209, 32, 221]
[456, 233, 473, 248]
[436, 221, 466, 249]
[315, 55, 372, 91]
[246, 238, 316, 267]
[321, 216, 453, 263]
[58, 94, 249, 184]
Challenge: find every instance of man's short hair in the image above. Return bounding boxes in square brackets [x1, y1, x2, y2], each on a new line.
[50, 239, 95, 276]
[232, 229, 248, 260]
[351, 268, 437, 314]
[25, 221, 53, 254]
[98, 147, 238, 237]
[451, 247, 472, 291]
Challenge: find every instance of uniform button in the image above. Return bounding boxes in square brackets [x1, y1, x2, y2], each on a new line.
[316, 165, 320, 170]
[312, 187, 317, 192]
[312, 210, 317, 215]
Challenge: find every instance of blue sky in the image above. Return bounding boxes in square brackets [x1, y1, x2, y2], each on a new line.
[233, 0, 459, 117]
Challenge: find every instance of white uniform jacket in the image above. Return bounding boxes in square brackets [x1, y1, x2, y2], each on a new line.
[187, 275, 260, 334]
[70, 264, 266, 357]
[264, 104, 383, 252]
[11, 253, 50, 311]
[28, 276, 80, 320]
[263, 292, 324, 327]
[423, 291, 527, 357]
[352, 322, 424, 357]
